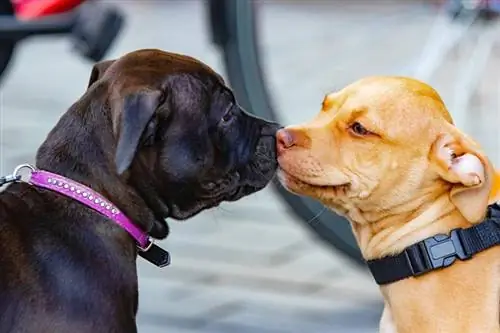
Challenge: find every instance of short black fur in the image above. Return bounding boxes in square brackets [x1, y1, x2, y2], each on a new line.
[0, 49, 279, 332]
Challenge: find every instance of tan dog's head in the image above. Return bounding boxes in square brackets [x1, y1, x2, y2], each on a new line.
[277, 77, 497, 229]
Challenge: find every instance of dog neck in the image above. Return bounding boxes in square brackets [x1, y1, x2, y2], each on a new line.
[35, 91, 169, 240]
[350, 193, 500, 332]
[351, 192, 471, 260]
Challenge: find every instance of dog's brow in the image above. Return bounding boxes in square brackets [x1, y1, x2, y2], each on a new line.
[322, 94, 335, 111]
[222, 88, 235, 102]
[322, 92, 349, 112]
[350, 108, 367, 117]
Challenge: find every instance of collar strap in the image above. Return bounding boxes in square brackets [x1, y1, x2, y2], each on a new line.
[29, 169, 151, 248]
[367, 203, 500, 285]
[8, 164, 170, 268]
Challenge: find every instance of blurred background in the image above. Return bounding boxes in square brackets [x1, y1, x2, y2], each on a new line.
[0, 0, 499, 332]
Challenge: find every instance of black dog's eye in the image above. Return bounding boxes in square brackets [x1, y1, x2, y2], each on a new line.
[349, 122, 370, 136]
[158, 91, 167, 105]
[142, 116, 157, 146]
[221, 105, 235, 123]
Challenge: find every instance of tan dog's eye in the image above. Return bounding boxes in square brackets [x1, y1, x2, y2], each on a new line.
[349, 122, 370, 136]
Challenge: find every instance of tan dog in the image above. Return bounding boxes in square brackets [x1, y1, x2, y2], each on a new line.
[276, 76, 500, 333]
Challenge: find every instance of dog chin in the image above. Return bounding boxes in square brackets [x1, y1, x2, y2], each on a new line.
[168, 171, 276, 221]
[167, 183, 267, 220]
[167, 201, 215, 220]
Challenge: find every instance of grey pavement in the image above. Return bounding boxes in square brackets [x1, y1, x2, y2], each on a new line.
[1, 1, 499, 333]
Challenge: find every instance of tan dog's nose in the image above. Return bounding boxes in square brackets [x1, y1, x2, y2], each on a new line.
[277, 128, 295, 151]
[277, 128, 309, 154]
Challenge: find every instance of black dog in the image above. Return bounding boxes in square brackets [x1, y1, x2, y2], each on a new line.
[0, 49, 279, 332]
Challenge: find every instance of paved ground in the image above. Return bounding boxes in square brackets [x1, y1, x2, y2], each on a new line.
[0, 1, 499, 332]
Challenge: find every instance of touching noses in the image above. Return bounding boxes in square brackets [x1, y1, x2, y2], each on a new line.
[276, 128, 309, 154]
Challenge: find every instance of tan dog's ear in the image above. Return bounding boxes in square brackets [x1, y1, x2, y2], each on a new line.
[87, 59, 116, 88]
[429, 130, 495, 223]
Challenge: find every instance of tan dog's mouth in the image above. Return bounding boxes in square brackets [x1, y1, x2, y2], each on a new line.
[277, 168, 349, 196]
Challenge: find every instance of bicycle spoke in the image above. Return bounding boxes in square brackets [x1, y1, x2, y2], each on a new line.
[451, 21, 499, 129]
[411, 9, 477, 82]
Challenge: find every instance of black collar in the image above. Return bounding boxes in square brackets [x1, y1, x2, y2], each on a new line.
[367, 203, 500, 285]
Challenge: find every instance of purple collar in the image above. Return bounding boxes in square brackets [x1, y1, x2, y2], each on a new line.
[1, 164, 170, 267]
[2, 164, 170, 267]
[10, 164, 151, 249]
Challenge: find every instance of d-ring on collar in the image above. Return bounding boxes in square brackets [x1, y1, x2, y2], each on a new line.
[4, 164, 170, 268]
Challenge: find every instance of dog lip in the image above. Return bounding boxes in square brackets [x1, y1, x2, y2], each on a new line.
[278, 168, 348, 188]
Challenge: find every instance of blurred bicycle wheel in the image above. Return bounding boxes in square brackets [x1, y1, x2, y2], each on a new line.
[214, 0, 500, 266]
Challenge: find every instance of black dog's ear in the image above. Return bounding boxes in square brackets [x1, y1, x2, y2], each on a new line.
[87, 59, 116, 88]
[115, 90, 163, 175]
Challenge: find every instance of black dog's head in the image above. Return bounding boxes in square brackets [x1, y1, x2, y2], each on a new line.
[85, 49, 279, 225]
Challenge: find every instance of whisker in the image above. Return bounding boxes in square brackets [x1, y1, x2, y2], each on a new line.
[211, 210, 222, 227]
[217, 206, 232, 213]
[270, 172, 278, 182]
[306, 206, 327, 225]
[274, 180, 326, 225]
[249, 161, 267, 178]
[254, 152, 273, 162]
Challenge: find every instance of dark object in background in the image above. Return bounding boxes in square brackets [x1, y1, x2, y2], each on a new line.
[71, 1, 124, 62]
[0, 0, 16, 82]
[0, 0, 123, 84]
[447, 0, 500, 19]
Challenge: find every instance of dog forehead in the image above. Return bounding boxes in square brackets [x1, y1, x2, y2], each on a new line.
[345, 76, 452, 120]
[110, 49, 224, 91]
[322, 77, 453, 144]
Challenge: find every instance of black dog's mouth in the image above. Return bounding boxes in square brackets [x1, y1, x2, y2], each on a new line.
[167, 134, 278, 220]
[198, 171, 242, 199]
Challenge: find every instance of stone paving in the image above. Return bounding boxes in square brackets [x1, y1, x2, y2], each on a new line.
[0, 1, 499, 332]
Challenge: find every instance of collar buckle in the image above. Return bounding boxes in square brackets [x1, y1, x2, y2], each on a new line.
[137, 241, 171, 268]
[405, 229, 472, 276]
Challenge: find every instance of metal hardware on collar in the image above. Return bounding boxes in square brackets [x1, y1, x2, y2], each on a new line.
[367, 203, 500, 285]
[0, 174, 21, 186]
[12, 163, 36, 178]
[0, 163, 36, 186]
[138, 239, 154, 252]
[404, 229, 471, 277]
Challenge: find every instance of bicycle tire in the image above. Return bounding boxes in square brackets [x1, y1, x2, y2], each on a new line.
[208, 0, 365, 266]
